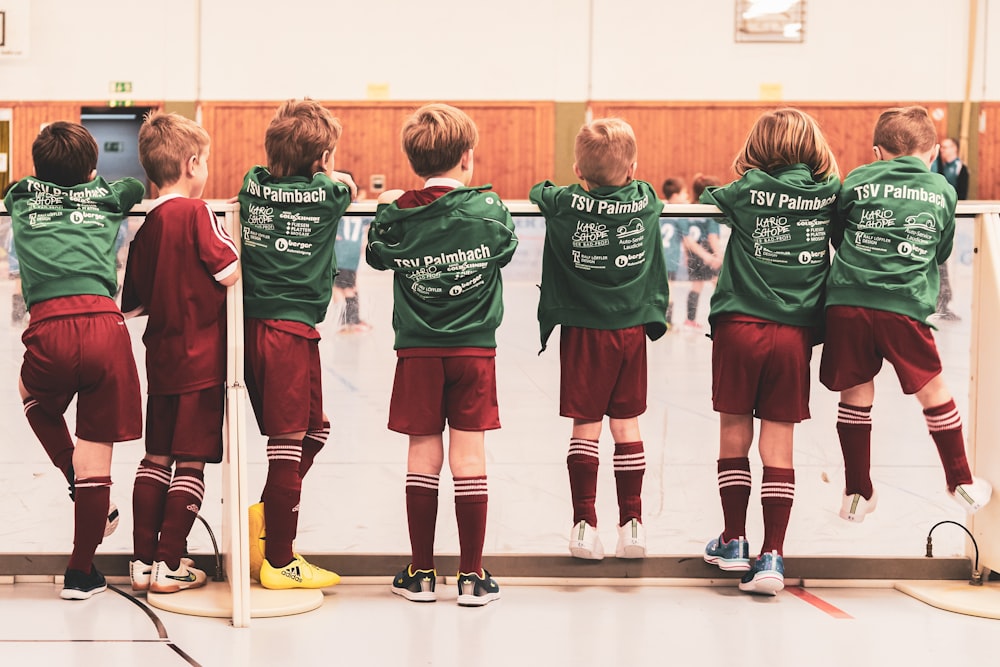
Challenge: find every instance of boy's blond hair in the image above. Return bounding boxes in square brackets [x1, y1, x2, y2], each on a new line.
[873, 106, 937, 156]
[734, 108, 839, 181]
[138, 112, 211, 188]
[401, 103, 478, 179]
[575, 118, 637, 188]
[32, 121, 98, 187]
[266, 99, 342, 179]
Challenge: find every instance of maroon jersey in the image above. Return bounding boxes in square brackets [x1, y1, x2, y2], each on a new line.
[122, 196, 239, 395]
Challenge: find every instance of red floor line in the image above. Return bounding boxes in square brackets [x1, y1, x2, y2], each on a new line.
[785, 586, 854, 619]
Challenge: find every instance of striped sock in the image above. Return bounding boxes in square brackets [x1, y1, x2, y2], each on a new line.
[132, 459, 172, 563]
[68, 476, 112, 572]
[837, 402, 873, 498]
[761, 467, 795, 556]
[299, 421, 330, 479]
[405, 472, 440, 571]
[613, 441, 645, 525]
[155, 467, 206, 570]
[567, 438, 599, 526]
[718, 457, 751, 543]
[454, 476, 488, 575]
[924, 400, 973, 491]
[262, 438, 302, 569]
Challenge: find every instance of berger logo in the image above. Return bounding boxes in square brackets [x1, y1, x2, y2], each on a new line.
[275, 238, 289, 252]
[70, 211, 86, 224]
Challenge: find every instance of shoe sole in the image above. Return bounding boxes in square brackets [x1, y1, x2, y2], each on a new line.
[616, 544, 647, 559]
[150, 579, 207, 594]
[60, 584, 107, 600]
[390, 586, 436, 603]
[569, 545, 604, 560]
[739, 574, 784, 596]
[457, 591, 501, 607]
[703, 555, 751, 572]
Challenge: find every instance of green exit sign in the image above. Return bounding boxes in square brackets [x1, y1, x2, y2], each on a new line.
[110, 81, 133, 93]
[103, 141, 124, 153]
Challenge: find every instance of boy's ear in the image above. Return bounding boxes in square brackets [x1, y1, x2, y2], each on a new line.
[872, 146, 882, 161]
[88, 168, 98, 181]
[460, 148, 473, 171]
[626, 161, 637, 180]
[573, 163, 583, 180]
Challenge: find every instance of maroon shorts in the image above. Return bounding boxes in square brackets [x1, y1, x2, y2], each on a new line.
[711, 317, 812, 423]
[145, 385, 225, 463]
[388, 352, 500, 435]
[560, 325, 647, 421]
[245, 319, 323, 436]
[20, 312, 142, 442]
[820, 306, 942, 394]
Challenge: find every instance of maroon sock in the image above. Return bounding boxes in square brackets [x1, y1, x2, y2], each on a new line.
[718, 457, 751, 543]
[68, 476, 112, 572]
[298, 421, 330, 480]
[261, 439, 302, 568]
[132, 459, 172, 563]
[405, 473, 439, 571]
[454, 476, 488, 575]
[760, 467, 795, 556]
[925, 400, 973, 491]
[567, 438, 599, 526]
[154, 467, 205, 569]
[23, 397, 74, 484]
[613, 441, 645, 525]
[837, 403, 873, 498]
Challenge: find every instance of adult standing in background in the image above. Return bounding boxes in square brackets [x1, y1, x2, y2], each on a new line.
[930, 137, 968, 321]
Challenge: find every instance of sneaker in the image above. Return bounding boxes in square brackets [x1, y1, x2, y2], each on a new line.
[739, 551, 785, 595]
[248, 502, 266, 582]
[950, 477, 993, 514]
[456, 570, 501, 607]
[391, 564, 437, 602]
[149, 559, 208, 594]
[60, 566, 107, 600]
[259, 554, 340, 590]
[840, 488, 878, 522]
[130, 559, 153, 592]
[615, 518, 647, 559]
[568, 520, 604, 560]
[704, 534, 751, 571]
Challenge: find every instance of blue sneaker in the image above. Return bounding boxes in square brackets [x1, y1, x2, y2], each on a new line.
[704, 534, 750, 571]
[739, 551, 784, 595]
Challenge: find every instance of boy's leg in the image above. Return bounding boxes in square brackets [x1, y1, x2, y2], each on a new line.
[568, 420, 601, 527]
[19, 378, 74, 486]
[154, 463, 206, 569]
[686, 284, 701, 323]
[758, 420, 794, 556]
[298, 418, 330, 479]
[609, 417, 643, 526]
[132, 456, 172, 565]
[261, 433, 305, 569]
[406, 435, 444, 571]
[718, 412, 754, 538]
[449, 428, 487, 576]
[67, 439, 114, 574]
[915, 375, 974, 491]
[838, 382, 876, 500]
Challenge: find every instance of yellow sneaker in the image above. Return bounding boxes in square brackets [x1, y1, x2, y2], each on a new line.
[248, 502, 266, 582]
[259, 554, 341, 590]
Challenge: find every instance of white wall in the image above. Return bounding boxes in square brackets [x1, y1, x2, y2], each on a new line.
[0, 0, 996, 101]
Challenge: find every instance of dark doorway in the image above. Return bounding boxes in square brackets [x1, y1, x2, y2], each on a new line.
[80, 106, 155, 191]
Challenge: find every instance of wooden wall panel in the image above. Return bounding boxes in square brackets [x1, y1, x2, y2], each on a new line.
[590, 102, 949, 195]
[6, 102, 82, 181]
[978, 104, 1000, 200]
[200, 101, 555, 201]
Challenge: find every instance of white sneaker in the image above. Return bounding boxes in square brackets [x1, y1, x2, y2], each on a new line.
[615, 518, 647, 559]
[149, 559, 208, 594]
[131, 557, 196, 592]
[569, 520, 604, 560]
[104, 502, 120, 537]
[839, 488, 878, 522]
[950, 477, 993, 514]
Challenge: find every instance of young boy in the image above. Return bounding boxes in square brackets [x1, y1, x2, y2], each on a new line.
[367, 103, 517, 606]
[680, 173, 723, 330]
[238, 99, 356, 590]
[660, 177, 689, 329]
[530, 118, 668, 560]
[3, 121, 145, 599]
[820, 106, 992, 521]
[121, 112, 240, 594]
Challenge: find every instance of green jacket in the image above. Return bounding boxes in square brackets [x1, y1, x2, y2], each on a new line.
[366, 186, 518, 349]
[238, 166, 352, 327]
[700, 164, 839, 329]
[827, 156, 957, 325]
[4, 176, 144, 309]
[530, 179, 668, 351]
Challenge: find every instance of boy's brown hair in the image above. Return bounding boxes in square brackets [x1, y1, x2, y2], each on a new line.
[661, 177, 686, 200]
[873, 106, 937, 156]
[266, 98, 342, 178]
[692, 173, 721, 200]
[734, 108, 839, 180]
[32, 121, 98, 187]
[575, 118, 636, 188]
[401, 103, 479, 179]
[138, 112, 211, 188]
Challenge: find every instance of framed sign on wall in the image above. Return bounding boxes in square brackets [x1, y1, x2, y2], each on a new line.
[735, 0, 805, 43]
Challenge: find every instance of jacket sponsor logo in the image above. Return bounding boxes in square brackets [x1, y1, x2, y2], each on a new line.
[572, 221, 609, 249]
[859, 209, 895, 228]
[617, 218, 644, 238]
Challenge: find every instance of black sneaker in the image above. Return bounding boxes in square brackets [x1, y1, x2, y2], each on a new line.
[456, 569, 500, 607]
[391, 564, 437, 602]
[61, 566, 107, 600]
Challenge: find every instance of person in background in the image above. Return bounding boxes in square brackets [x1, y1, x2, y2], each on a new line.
[660, 177, 689, 330]
[930, 136, 969, 321]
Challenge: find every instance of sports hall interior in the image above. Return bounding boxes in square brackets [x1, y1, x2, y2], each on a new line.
[2, 1, 1000, 666]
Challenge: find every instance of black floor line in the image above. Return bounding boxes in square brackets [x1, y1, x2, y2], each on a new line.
[109, 584, 203, 667]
